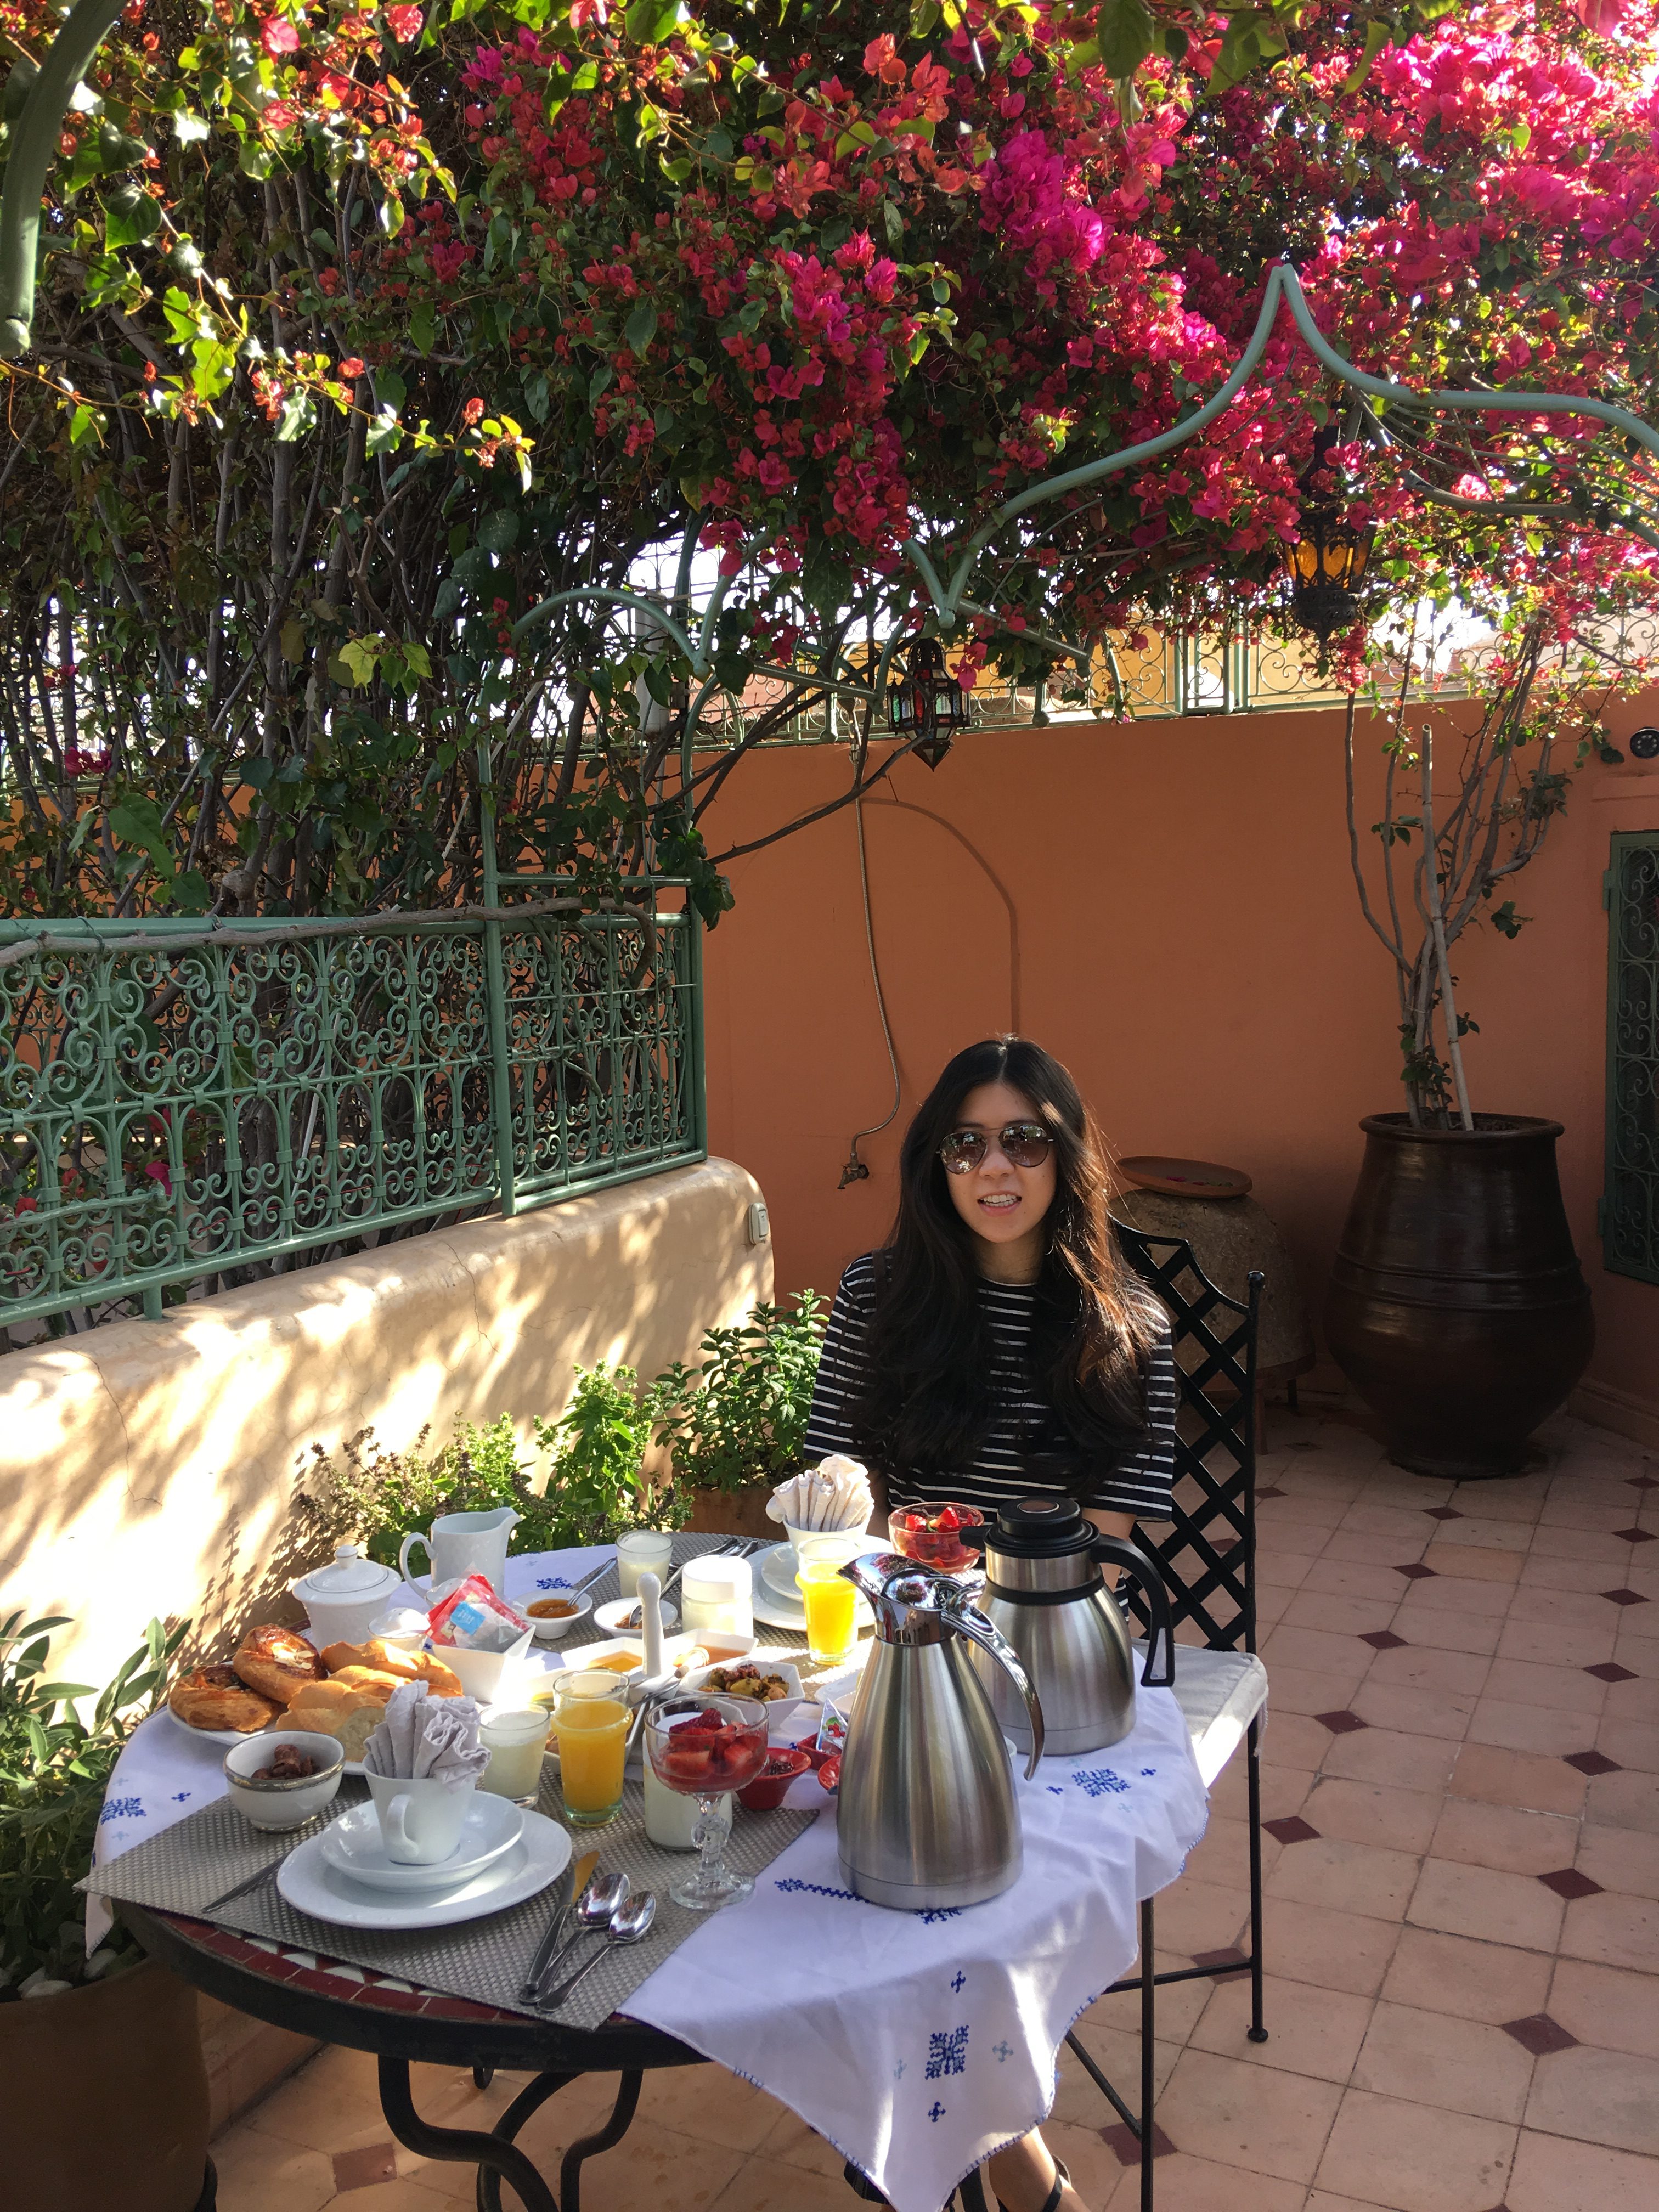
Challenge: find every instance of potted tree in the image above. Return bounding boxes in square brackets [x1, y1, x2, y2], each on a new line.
[653, 1296, 827, 1539]
[1325, 605, 1638, 1476]
[0, 1610, 213, 2212]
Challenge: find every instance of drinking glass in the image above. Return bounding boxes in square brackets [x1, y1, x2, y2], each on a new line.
[644, 1694, 770, 1910]
[616, 1530, 673, 1598]
[795, 1558, 859, 1667]
[546, 1672, 630, 1827]
[477, 1707, 551, 1807]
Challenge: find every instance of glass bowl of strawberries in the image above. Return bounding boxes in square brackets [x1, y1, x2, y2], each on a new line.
[644, 1694, 771, 1910]
[887, 1502, 986, 1574]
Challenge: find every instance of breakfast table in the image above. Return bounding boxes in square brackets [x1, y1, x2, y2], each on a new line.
[90, 1537, 1265, 2212]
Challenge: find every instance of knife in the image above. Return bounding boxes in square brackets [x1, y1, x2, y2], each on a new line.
[518, 1846, 600, 2000]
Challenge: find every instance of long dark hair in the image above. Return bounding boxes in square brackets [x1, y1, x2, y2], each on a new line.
[853, 1036, 1163, 1485]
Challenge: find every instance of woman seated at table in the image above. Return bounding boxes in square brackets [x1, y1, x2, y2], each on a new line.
[805, 1034, 1176, 2212]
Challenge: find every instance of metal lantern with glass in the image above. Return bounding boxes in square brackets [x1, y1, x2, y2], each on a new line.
[886, 635, 970, 768]
[1286, 426, 1374, 644]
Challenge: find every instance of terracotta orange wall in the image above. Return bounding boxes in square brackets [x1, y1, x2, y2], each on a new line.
[697, 699, 1659, 1441]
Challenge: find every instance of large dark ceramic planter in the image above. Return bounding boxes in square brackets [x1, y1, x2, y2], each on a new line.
[0, 1955, 212, 2212]
[1325, 1114, 1594, 1479]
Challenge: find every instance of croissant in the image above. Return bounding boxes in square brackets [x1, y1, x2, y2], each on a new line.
[170, 1664, 280, 1735]
[320, 1639, 462, 1697]
[232, 1624, 326, 1707]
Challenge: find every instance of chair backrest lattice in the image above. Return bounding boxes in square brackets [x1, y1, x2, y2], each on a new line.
[1112, 1220, 1263, 1657]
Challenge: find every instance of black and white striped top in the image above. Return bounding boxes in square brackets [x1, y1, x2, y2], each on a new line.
[804, 1251, 1177, 1523]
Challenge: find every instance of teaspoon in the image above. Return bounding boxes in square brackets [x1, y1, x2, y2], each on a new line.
[525, 1868, 630, 2001]
[538, 1892, 657, 2011]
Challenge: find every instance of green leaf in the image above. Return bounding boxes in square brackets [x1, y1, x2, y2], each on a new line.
[624, 301, 658, 358]
[477, 509, 520, 555]
[1096, 0, 1155, 80]
[338, 638, 381, 686]
[625, 0, 680, 41]
[100, 183, 162, 250]
[109, 793, 175, 884]
[1342, 20, 1392, 94]
[172, 110, 210, 145]
[275, 390, 315, 442]
[409, 300, 436, 356]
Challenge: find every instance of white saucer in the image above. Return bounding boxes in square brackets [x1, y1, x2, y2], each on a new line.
[278, 1808, 571, 1929]
[749, 1545, 874, 1635]
[761, 1543, 802, 1598]
[319, 1795, 524, 1892]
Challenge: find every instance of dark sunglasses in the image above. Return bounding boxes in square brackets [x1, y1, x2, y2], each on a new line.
[938, 1121, 1054, 1175]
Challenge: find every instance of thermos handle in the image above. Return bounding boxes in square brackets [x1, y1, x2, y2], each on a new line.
[1090, 1536, 1176, 1689]
[935, 1583, 1046, 1778]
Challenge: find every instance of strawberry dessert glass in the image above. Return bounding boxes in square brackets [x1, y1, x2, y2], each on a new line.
[887, 1502, 986, 1573]
[644, 1694, 771, 1910]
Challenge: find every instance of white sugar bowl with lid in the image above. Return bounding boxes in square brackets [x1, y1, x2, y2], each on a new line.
[291, 1544, 407, 1645]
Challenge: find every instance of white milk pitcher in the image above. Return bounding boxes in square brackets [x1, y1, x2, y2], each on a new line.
[399, 1507, 521, 1600]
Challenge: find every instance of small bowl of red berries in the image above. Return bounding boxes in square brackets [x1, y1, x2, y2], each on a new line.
[887, 1503, 986, 1574]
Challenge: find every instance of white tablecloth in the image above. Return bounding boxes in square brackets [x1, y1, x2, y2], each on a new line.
[94, 1545, 1214, 2212]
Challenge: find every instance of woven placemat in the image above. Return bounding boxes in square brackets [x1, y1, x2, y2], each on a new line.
[85, 1765, 816, 2030]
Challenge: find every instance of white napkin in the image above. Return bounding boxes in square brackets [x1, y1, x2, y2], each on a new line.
[361, 1681, 490, 1787]
[769, 1454, 874, 1533]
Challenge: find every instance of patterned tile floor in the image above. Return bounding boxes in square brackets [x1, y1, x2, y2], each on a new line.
[210, 1401, 1659, 2212]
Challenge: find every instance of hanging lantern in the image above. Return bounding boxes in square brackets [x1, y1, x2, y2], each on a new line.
[1286, 430, 1375, 644]
[886, 636, 970, 769]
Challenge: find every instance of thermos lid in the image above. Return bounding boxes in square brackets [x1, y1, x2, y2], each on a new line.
[989, 1495, 1097, 1559]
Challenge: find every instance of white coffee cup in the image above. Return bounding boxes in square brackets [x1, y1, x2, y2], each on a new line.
[364, 1771, 475, 1865]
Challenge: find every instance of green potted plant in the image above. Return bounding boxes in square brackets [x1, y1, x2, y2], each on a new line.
[653, 1295, 826, 1538]
[534, 1363, 690, 1541]
[1, 1610, 212, 2212]
[1327, 610, 1631, 1475]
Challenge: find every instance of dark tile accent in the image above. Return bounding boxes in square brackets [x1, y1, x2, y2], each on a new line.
[1192, 1947, 1249, 1971]
[1562, 1750, 1623, 1778]
[1424, 1506, 1465, 1521]
[1396, 1562, 1437, 1580]
[1537, 1867, 1604, 1901]
[1627, 1474, 1659, 1489]
[332, 2146, 398, 2192]
[1500, 2015, 1580, 2058]
[1265, 1815, 1321, 1845]
[1584, 1661, 1638, 1683]
[1315, 1709, 1369, 1734]
[1601, 1589, 1651, 1607]
[1612, 1528, 1657, 1544]
[1102, 2123, 1177, 2166]
[1256, 1487, 1286, 1502]
[1359, 1630, 1408, 1650]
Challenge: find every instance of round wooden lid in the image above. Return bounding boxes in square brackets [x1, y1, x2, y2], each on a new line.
[1116, 1155, 1252, 1200]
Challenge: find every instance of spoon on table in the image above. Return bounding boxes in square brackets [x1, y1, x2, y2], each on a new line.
[524, 1869, 630, 2002]
[537, 1891, 657, 2012]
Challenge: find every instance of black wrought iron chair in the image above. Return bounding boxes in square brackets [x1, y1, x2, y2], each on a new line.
[1056, 1227, 1268, 2212]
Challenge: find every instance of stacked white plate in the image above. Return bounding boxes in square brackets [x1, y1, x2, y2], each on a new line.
[276, 1795, 571, 1929]
[748, 1543, 876, 1634]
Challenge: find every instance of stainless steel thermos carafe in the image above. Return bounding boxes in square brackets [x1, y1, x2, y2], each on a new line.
[834, 1553, 1045, 1911]
[966, 1495, 1175, 1756]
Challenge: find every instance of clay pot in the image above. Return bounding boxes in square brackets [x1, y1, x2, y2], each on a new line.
[0, 1955, 211, 2211]
[1325, 1114, 1594, 1479]
[682, 1484, 777, 1541]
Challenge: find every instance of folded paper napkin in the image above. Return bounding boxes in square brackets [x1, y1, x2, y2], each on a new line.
[361, 1681, 490, 1787]
[769, 1454, 874, 1534]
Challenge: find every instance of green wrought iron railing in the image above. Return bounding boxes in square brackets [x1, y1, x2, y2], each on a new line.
[1604, 831, 1659, 1289]
[0, 893, 703, 1333]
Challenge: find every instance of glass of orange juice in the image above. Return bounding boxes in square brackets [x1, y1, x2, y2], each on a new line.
[546, 1672, 630, 1826]
[795, 1558, 859, 1667]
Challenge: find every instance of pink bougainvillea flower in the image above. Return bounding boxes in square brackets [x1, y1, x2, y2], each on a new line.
[339, 357, 366, 380]
[1573, 0, 1624, 25]
[461, 396, 485, 426]
[385, 4, 423, 40]
[259, 14, 300, 56]
[145, 1161, 172, 1198]
[263, 99, 297, 131]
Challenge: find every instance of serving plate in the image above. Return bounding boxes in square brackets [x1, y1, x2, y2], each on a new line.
[278, 1807, 571, 1929]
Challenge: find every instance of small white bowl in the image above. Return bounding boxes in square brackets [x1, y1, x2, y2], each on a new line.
[524, 1591, 594, 1644]
[679, 1656, 804, 1705]
[594, 1594, 679, 1638]
[223, 1732, 345, 1831]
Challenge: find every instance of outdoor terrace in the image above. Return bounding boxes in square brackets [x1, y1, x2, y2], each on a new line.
[201, 1396, 1658, 2212]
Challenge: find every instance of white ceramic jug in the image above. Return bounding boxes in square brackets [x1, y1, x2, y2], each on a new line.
[399, 1507, 521, 1600]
